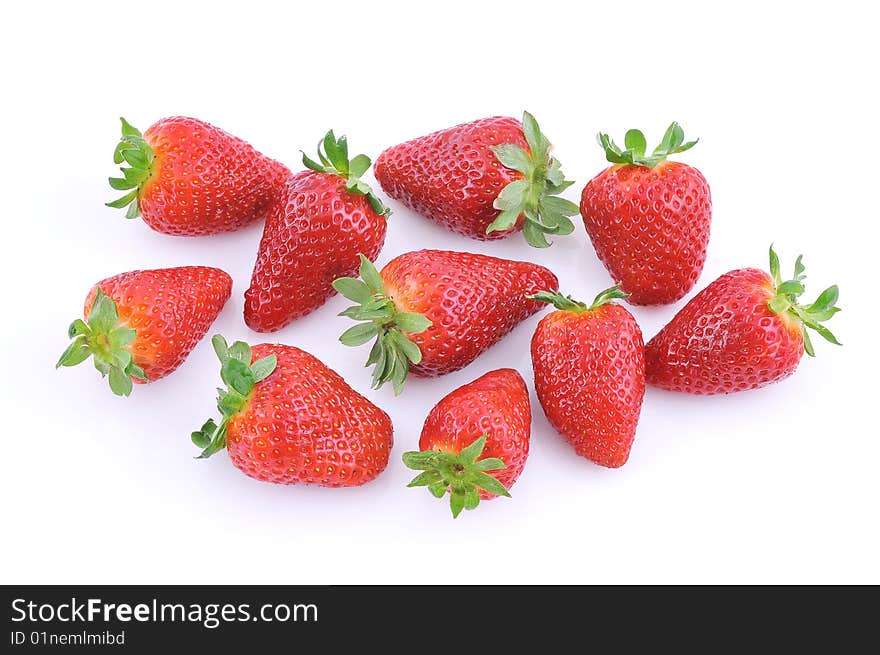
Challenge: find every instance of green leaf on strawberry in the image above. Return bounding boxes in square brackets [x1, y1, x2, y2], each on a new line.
[302, 130, 391, 217]
[765, 245, 842, 357]
[333, 255, 432, 395]
[598, 121, 698, 168]
[402, 435, 510, 519]
[489, 111, 579, 248]
[529, 283, 630, 313]
[56, 288, 150, 397]
[192, 334, 278, 459]
[106, 117, 155, 219]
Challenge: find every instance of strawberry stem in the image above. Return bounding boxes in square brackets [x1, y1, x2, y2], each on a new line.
[302, 130, 390, 217]
[765, 245, 842, 357]
[56, 288, 148, 397]
[106, 118, 155, 219]
[402, 435, 510, 519]
[191, 335, 277, 458]
[332, 255, 432, 395]
[529, 284, 629, 313]
[597, 122, 698, 168]
[489, 111, 579, 248]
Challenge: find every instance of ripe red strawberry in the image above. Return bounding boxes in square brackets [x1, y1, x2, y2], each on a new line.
[403, 368, 530, 518]
[646, 246, 841, 394]
[56, 267, 232, 396]
[244, 131, 390, 332]
[580, 122, 712, 304]
[333, 250, 558, 393]
[106, 116, 289, 236]
[192, 336, 393, 487]
[374, 112, 579, 247]
[530, 286, 645, 468]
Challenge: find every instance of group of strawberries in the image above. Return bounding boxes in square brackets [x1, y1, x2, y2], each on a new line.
[58, 113, 841, 517]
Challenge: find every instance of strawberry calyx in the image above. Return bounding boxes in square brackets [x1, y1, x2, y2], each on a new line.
[55, 288, 148, 397]
[332, 255, 432, 395]
[766, 245, 842, 357]
[191, 335, 278, 458]
[597, 122, 698, 168]
[106, 118, 155, 219]
[302, 130, 391, 218]
[488, 111, 579, 248]
[529, 284, 629, 313]
[402, 435, 510, 519]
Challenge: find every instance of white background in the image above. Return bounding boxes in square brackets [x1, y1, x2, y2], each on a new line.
[1, 1, 876, 584]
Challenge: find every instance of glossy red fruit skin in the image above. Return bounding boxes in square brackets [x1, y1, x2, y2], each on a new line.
[140, 117, 289, 236]
[646, 268, 804, 394]
[383, 250, 559, 376]
[84, 267, 232, 382]
[420, 369, 530, 498]
[225, 344, 393, 487]
[531, 304, 645, 468]
[244, 171, 388, 332]
[580, 162, 711, 305]
[374, 117, 527, 240]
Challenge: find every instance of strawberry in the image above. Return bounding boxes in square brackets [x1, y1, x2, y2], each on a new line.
[645, 246, 841, 394]
[530, 285, 645, 468]
[106, 116, 289, 236]
[402, 368, 530, 518]
[192, 336, 393, 487]
[333, 251, 559, 393]
[56, 266, 232, 396]
[580, 122, 712, 304]
[374, 112, 579, 247]
[244, 131, 390, 332]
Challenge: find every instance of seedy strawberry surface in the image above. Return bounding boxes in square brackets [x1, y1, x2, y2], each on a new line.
[224, 344, 393, 487]
[531, 290, 645, 468]
[581, 161, 711, 305]
[83, 266, 232, 383]
[382, 250, 559, 377]
[419, 368, 530, 498]
[114, 116, 289, 236]
[645, 268, 804, 394]
[244, 170, 388, 332]
[375, 116, 527, 240]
